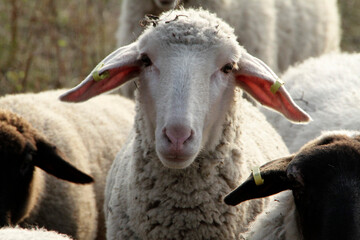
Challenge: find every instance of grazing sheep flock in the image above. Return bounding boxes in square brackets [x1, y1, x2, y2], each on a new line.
[61, 8, 310, 239]
[116, 0, 340, 98]
[262, 52, 360, 153]
[225, 130, 360, 240]
[0, 90, 134, 240]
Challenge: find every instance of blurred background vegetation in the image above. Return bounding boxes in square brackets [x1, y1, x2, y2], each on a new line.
[0, 0, 119, 94]
[0, 0, 359, 95]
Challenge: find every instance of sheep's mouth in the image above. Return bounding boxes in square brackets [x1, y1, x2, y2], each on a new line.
[158, 152, 196, 169]
[164, 154, 188, 162]
[161, 151, 192, 162]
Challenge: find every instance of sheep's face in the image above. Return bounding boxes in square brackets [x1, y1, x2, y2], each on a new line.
[136, 33, 240, 168]
[60, 9, 310, 169]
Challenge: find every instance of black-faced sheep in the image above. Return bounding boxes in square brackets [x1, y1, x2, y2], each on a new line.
[225, 130, 360, 240]
[0, 90, 134, 240]
[0, 109, 93, 227]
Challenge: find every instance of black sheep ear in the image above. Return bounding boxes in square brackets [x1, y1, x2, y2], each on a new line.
[34, 137, 94, 184]
[224, 155, 294, 206]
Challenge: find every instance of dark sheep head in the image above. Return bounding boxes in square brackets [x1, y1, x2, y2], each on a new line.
[0, 110, 93, 227]
[224, 132, 360, 240]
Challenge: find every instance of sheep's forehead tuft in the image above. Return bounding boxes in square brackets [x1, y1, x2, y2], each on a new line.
[141, 8, 238, 48]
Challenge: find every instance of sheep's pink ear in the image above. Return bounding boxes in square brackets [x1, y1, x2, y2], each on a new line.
[224, 155, 294, 206]
[235, 53, 311, 123]
[60, 42, 141, 102]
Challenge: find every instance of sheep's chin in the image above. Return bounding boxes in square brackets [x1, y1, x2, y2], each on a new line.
[158, 154, 196, 169]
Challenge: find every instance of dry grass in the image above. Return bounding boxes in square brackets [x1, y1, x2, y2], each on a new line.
[339, 0, 360, 52]
[0, 0, 359, 95]
[0, 0, 119, 95]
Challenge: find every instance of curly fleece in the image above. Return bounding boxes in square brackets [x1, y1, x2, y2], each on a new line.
[105, 92, 289, 239]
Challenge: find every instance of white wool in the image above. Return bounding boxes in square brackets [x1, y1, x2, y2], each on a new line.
[104, 97, 289, 239]
[244, 191, 302, 240]
[0, 227, 73, 240]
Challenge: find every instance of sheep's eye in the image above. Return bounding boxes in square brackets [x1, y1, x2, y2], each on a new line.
[221, 63, 234, 74]
[140, 54, 152, 67]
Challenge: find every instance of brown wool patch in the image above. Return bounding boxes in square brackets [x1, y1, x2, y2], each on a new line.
[0, 110, 37, 154]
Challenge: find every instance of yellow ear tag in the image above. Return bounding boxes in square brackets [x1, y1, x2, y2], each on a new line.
[252, 167, 264, 186]
[92, 62, 110, 82]
[270, 79, 284, 94]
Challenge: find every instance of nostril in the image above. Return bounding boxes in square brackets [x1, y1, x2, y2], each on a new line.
[163, 128, 172, 143]
[184, 129, 194, 144]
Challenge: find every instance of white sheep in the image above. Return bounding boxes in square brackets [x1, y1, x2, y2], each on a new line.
[61, 9, 310, 239]
[0, 227, 73, 240]
[225, 130, 360, 240]
[261, 52, 360, 153]
[0, 90, 134, 240]
[116, 0, 340, 98]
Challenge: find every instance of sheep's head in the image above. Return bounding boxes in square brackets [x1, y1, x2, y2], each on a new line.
[224, 130, 360, 240]
[60, 9, 310, 169]
[0, 110, 93, 226]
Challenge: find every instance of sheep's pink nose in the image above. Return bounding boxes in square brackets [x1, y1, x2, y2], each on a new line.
[163, 125, 193, 151]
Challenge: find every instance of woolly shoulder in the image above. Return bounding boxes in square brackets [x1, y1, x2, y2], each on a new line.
[245, 191, 300, 240]
[240, 101, 290, 160]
